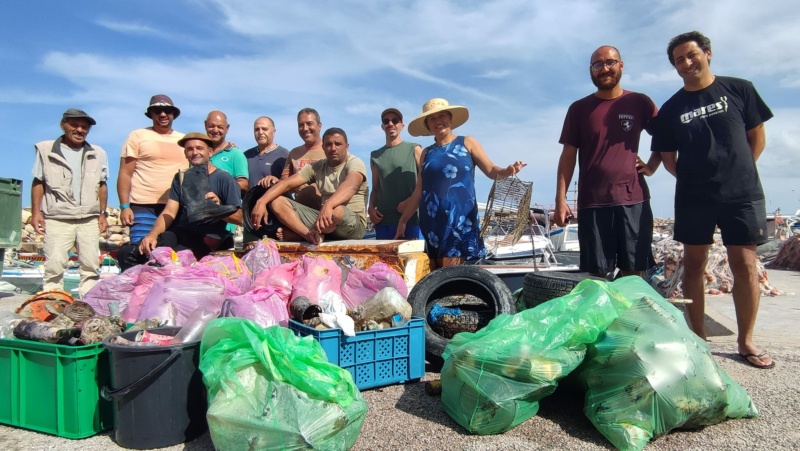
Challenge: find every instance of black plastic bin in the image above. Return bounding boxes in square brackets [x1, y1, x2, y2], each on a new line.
[102, 327, 207, 449]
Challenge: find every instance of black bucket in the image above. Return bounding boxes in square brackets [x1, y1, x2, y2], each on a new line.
[101, 327, 207, 449]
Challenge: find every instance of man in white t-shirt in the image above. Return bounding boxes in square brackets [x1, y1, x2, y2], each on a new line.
[31, 109, 108, 296]
[249, 127, 368, 244]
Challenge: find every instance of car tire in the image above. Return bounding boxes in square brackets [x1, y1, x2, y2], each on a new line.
[520, 271, 595, 310]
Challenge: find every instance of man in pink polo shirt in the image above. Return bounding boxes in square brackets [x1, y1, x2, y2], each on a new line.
[117, 94, 186, 245]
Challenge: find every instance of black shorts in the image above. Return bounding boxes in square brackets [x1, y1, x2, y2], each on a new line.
[674, 199, 767, 246]
[577, 202, 654, 274]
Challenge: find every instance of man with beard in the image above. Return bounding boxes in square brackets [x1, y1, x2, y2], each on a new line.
[554, 45, 659, 278]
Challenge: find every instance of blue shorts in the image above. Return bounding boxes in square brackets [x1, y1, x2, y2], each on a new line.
[129, 204, 166, 244]
[375, 224, 423, 240]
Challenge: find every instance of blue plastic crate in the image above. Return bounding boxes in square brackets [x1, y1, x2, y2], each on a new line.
[288, 317, 425, 390]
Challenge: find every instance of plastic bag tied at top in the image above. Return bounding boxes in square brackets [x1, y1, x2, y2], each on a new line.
[199, 318, 367, 450]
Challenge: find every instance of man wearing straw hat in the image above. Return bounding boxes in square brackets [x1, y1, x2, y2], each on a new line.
[404, 98, 525, 268]
[555, 46, 659, 278]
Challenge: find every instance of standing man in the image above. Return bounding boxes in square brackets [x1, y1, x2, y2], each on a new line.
[244, 116, 289, 188]
[204, 110, 249, 191]
[118, 94, 185, 245]
[369, 108, 423, 239]
[555, 45, 659, 279]
[281, 108, 326, 209]
[31, 109, 108, 296]
[250, 128, 368, 244]
[652, 32, 775, 369]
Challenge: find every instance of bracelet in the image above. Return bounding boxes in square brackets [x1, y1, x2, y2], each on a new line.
[120, 204, 131, 209]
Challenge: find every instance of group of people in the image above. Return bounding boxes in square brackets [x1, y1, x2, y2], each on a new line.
[31, 30, 774, 368]
[556, 32, 774, 369]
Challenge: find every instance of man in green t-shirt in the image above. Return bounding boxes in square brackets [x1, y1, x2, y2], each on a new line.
[205, 110, 249, 192]
[249, 128, 368, 244]
[369, 108, 423, 239]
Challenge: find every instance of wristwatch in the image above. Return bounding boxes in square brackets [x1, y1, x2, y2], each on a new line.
[101, 210, 109, 217]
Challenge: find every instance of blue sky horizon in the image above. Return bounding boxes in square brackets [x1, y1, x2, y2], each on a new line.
[4, 1, 800, 219]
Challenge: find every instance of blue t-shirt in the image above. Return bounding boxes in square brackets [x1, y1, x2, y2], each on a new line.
[244, 145, 289, 183]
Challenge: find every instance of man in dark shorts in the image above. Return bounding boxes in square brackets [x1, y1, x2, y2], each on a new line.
[555, 45, 659, 278]
[651, 31, 775, 369]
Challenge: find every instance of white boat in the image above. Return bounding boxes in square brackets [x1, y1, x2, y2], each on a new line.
[549, 223, 580, 252]
[484, 224, 556, 260]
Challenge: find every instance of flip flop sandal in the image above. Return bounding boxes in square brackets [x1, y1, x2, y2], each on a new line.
[739, 352, 776, 369]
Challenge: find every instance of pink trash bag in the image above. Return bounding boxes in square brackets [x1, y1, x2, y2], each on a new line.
[136, 275, 227, 325]
[241, 239, 282, 280]
[149, 247, 197, 267]
[122, 264, 188, 322]
[82, 272, 138, 316]
[290, 255, 343, 304]
[251, 260, 300, 304]
[341, 261, 409, 309]
[220, 286, 291, 327]
[199, 253, 252, 295]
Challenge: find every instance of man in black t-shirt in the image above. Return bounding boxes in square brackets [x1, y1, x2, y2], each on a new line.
[651, 31, 775, 369]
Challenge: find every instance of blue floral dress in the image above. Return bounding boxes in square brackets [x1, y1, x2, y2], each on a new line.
[420, 136, 486, 260]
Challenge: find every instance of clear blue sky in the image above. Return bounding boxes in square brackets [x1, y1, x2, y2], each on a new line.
[4, 1, 799, 218]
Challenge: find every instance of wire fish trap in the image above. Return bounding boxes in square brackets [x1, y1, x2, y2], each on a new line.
[480, 176, 533, 250]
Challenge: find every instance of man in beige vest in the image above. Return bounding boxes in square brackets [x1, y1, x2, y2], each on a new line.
[31, 109, 108, 296]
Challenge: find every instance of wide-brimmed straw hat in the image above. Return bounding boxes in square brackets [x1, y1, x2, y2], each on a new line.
[407, 98, 469, 137]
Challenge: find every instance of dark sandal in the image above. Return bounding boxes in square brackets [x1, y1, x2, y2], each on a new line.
[738, 352, 776, 369]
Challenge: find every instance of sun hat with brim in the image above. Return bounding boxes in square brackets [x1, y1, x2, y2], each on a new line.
[407, 98, 469, 137]
[177, 132, 214, 148]
[145, 94, 181, 119]
[61, 108, 96, 125]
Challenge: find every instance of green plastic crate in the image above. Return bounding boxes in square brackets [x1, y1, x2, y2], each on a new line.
[0, 338, 113, 438]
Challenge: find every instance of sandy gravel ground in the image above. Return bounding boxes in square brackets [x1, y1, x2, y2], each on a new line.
[1, 270, 798, 450]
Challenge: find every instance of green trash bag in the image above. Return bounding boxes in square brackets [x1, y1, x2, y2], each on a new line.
[441, 278, 635, 435]
[199, 318, 368, 450]
[577, 280, 758, 451]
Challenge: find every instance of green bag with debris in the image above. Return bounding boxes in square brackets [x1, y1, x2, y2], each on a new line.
[199, 318, 368, 450]
[441, 279, 635, 435]
[577, 278, 758, 451]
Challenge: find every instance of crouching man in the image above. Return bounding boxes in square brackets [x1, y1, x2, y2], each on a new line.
[249, 127, 368, 244]
[118, 132, 242, 269]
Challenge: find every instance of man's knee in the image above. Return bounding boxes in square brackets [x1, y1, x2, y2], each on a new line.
[269, 196, 293, 216]
[682, 246, 709, 274]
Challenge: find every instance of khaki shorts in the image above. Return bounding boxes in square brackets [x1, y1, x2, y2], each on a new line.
[286, 199, 366, 240]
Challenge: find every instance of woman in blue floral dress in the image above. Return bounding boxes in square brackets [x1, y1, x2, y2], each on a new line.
[399, 98, 526, 268]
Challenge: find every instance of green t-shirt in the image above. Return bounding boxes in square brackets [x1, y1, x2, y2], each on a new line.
[211, 144, 248, 233]
[370, 141, 419, 226]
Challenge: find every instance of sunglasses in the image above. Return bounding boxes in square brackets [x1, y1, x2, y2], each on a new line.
[149, 107, 175, 115]
[382, 117, 401, 125]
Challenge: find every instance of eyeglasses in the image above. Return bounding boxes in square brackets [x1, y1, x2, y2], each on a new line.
[382, 117, 401, 125]
[590, 59, 621, 72]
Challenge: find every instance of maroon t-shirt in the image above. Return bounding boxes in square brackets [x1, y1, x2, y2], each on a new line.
[559, 90, 657, 209]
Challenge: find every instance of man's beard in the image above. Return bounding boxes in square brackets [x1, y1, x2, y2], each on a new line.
[592, 71, 622, 90]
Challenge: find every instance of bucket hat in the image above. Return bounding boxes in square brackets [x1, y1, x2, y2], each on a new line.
[407, 98, 469, 137]
[177, 132, 214, 148]
[145, 94, 181, 119]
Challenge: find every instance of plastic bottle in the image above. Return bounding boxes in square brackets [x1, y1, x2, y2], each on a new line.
[169, 308, 217, 344]
[351, 287, 412, 326]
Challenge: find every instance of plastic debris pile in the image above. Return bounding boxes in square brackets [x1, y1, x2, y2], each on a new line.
[766, 235, 800, 271]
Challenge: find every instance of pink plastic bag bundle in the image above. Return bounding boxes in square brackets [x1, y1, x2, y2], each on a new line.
[149, 247, 197, 267]
[221, 286, 290, 327]
[199, 253, 252, 295]
[290, 255, 343, 304]
[122, 264, 188, 322]
[251, 260, 300, 303]
[82, 273, 138, 316]
[136, 275, 227, 325]
[241, 239, 282, 280]
[341, 262, 409, 309]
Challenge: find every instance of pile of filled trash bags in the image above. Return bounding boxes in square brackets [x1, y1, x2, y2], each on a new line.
[441, 276, 758, 450]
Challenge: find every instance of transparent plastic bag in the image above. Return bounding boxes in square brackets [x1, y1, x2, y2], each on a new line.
[241, 238, 281, 280]
[200, 318, 368, 450]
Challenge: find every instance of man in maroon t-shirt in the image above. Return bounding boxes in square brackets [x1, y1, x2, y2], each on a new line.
[555, 45, 660, 278]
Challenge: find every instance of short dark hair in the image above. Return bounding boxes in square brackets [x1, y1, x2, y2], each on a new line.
[667, 31, 711, 66]
[297, 108, 321, 124]
[322, 127, 348, 144]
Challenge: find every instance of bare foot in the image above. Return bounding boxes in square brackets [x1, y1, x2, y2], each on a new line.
[275, 227, 284, 241]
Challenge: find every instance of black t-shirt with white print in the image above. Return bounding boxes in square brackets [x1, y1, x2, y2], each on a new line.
[651, 76, 773, 207]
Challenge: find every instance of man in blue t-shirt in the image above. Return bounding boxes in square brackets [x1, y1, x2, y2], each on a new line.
[651, 31, 775, 369]
[135, 132, 242, 262]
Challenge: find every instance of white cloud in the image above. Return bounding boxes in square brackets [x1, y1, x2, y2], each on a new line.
[95, 19, 157, 35]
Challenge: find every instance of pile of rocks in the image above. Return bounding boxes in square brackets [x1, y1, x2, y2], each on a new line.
[19, 208, 130, 253]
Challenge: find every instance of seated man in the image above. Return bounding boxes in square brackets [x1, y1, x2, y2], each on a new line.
[118, 132, 242, 269]
[250, 127, 368, 244]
